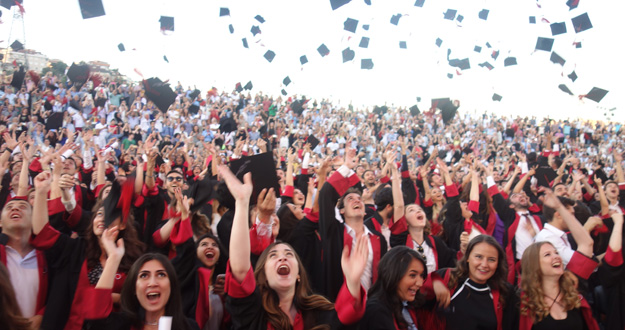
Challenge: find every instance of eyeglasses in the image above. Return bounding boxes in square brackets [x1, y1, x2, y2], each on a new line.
[167, 176, 183, 182]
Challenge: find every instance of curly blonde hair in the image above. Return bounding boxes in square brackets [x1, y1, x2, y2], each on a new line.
[520, 242, 581, 322]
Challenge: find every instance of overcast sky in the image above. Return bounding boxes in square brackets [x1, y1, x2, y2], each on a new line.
[1, 0, 623, 121]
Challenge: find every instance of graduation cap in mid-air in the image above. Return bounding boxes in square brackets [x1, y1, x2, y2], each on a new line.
[529, 16, 536, 24]
[457, 15, 464, 23]
[219, 7, 230, 17]
[10, 66, 25, 90]
[474, 46, 482, 53]
[414, 0, 425, 7]
[582, 87, 608, 103]
[281, 89, 287, 96]
[283, 76, 291, 86]
[409, 105, 420, 116]
[479, 9, 489, 20]
[492, 93, 502, 101]
[79, 0, 105, 19]
[229, 24, 234, 34]
[10, 40, 23, 51]
[117, 43, 125, 52]
[443, 9, 457, 20]
[189, 89, 201, 100]
[566, 0, 580, 10]
[344, 18, 358, 33]
[342, 47, 355, 62]
[300, 55, 308, 65]
[142, 77, 177, 112]
[188, 103, 200, 115]
[479, 62, 494, 70]
[330, 0, 352, 10]
[244, 81, 253, 90]
[550, 52, 566, 66]
[67, 63, 91, 90]
[251, 26, 261, 36]
[435, 38, 442, 47]
[559, 84, 574, 95]
[572, 13, 592, 33]
[504, 57, 517, 66]
[567, 71, 578, 82]
[102, 180, 134, 228]
[432, 98, 459, 125]
[255, 15, 265, 23]
[361, 59, 374, 69]
[163, 55, 169, 63]
[317, 44, 330, 57]
[185, 176, 215, 213]
[535, 37, 555, 51]
[305, 135, 320, 149]
[235, 82, 243, 93]
[390, 14, 402, 25]
[399, 41, 407, 49]
[449, 58, 470, 70]
[242, 38, 249, 48]
[491, 50, 499, 60]
[229, 152, 281, 204]
[362, 24, 369, 30]
[160, 16, 174, 31]
[264, 50, 276, 63]
[359, 37, 370, 48]
[550, 22, 567, 36]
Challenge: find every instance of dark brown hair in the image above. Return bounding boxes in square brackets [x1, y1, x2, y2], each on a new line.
[0, 263, 31, 330]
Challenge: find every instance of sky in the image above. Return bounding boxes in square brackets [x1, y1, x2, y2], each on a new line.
[0, 0, 623, 121]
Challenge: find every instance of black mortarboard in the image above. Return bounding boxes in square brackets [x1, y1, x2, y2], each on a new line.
[529, 16, 536, 24]
[317, 44, 330, 57]
[432, 98, 458, 125]
[415, 0, 425, 6]
[242, 38, 249, 48]
[363, 24, 369, 30]
[219, 7, 230, 17]
[230, 152, 281, 203]
[0, 0, 21, 10]
[479, 9, 489, 20]
[399, 41, 407, 49]
[330, 0, 352, 10]
[117, 43, 125, 52]
[457, 15, 464, 22]
[244, 81, 253, 90]
[504, 57, 517, 66]
[251, 25, 261, 36]
[449, 58, 470, 70]
[566, 0, 579, 10]
[188, 103, 200, 115]
[390, 14, 402, 25]
[342, 47, 355, 62]
[491, 50, 499, 60]
[305, 135, 320, 149]
[186, 176, 214, 213]
[264, 50, 276, 63]
[409, 105, 420, 116]
[559, 84, 573, 95]
[474, 46, 482, 53]
[79, 0, 105, 19]
[235, 82, 243, 93]
[572, 13, 592, 33]
[479, 62, 494, 70]
[417, 97, 421, 102]
[344, 18, 358, 33]
[486, 42, 492, 48]
[143, 78, 177, 112]
[535, 37, 554, 51]
[583, 87, 608, 103]
[492, 93, 502, 101]
[359, 37, 370, 48]
[189, 89, 201, 100]
[160, 16, 174, 31]
[255, 15, 265, 23]
[10, 66, 25, 90]
[447, 73, 453, 79]
[535, 166, 558, 188]
[361, 59, 374, 69]
[300, 55, 308, 65]
[435, 38, 442, 47]
[67, 63, 91, 90]
[283, 76, 291, 86]
[364, 0, 371, 5]
[10, 40, 23, 51]
[443, 9, 457, 20]
[550, 22, 567, 36]
[550, 52, 565, 66]
[281, 89, 287, 96]
[163, 55, 169, 63]
[574, 42, 582, 48]
[567, 71, 577, 82]
[103, 180, 134, 227]
[229, 24, 234, 34]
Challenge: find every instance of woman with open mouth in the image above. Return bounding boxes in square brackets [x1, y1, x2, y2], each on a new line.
[219, 165, 369, 329]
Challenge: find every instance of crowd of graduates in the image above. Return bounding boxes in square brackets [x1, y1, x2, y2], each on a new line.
[0, 69, 624, 330]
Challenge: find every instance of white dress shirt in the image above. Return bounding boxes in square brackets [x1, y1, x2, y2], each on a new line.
[344, 223, 374, 291]
[5, 246, 39, 317]
[534, 223, 574, 265]
[515, 212, 541, 260]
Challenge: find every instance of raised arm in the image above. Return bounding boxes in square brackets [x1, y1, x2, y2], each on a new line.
[542, 188, 594, 257]
[613, 151, 625, 183]
[16, 143, 31, 196]
[512, 166, 535, 194]
[219, 166, 253, 282]
[390, 159, 404, 223]
[502, 166, 520, 195]
[594, 176, 609, 216]
[95, 227, 125, 289]
[32, 171, 52, 235]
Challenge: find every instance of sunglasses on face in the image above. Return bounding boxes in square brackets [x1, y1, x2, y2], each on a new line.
[167, 176, 183, 182]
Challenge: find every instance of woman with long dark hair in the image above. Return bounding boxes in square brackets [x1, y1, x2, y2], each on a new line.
[0, 263, 31, 330]
[359, 246, 427, 330]
[220, 165, 368, 329]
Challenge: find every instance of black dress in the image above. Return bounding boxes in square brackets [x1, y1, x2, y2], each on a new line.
[443, 279, 498, 330]
[531, 308, 586, 330]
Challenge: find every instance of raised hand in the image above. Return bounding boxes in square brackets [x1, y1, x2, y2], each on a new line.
[34, 171, 52, 194]
[218, 165, 253, 202]
[256, 188, 276, 223]
[540, 187, 561, 209]
[341, 233, 370, 299]
[101, 226, 125, 260]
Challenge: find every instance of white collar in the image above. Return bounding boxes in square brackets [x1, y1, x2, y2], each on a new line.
[544, 223, 567, 237]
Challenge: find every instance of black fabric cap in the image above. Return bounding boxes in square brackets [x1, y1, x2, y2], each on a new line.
[229, 24, 234, 34]
[529, 16, 536, 24]
[219, 7, 230, 16]
[10, 40, 23, 51]
[67, 63, 91, 90]
[317, 44, 330, 57]
[432, 98, 458, 124]
[486, 42, 492, 48]
[186, 176, 214, 213]
[10, 66, 25, 90]
[160, 16, 174, 31]
[235, 82, 243, 93]
[102, 181, 122, 228]
[479, 9, 489, 20]
[361, 59, 374, 69]
[443, 9, 457, 20]
[300, 55, 308, 65]
[550, 52, 565, 66]
[79, 0, 105, 19]
[417, 97, 421, 102]
[536, 166, 558, 188]
[0, 0, 21, 10]
[572, 13, 592, 33]
[251, 25, 261, 36]
[535, 37, 554, 51]
[449, 58, 470, 70]
[399, 41, 407, 49]
[264, 50, 276, 63]
[188, 104, 200, 115]
[359, 37, 370, 48]
[244, 81, 253, 90]
[363, 24, 369, 30]
[163, 55, 169, 63]
[584, 87, 608, 103]
[435, 38, 442, 47]
[409, 105, 420, 116]
[491, 50, 499, 60]
[479, 62, 494, 70]
[342, 47, 355, 62]
[567, 71, 577, 82]
[189, 89, 201, 100]
[574, 42, 582, 48]
[457, 15, 464, 22]
[242, 38, 249, 48]
[283, 76, 291, 86]
[305, 135, 320, 149]
[117, 43, 125, 52]
[344, 18, 358, 33]
[550, 22, 567, 36]
[566, 0, 579, 10]
[447, 73, 453, 79]
[492, 93, 502, 101]
[255, 15, 265, 23]
[229, 152, 281, 204]
[330, 0, 352, 10]
[504, 57, 517, 66]
[281, 89, 287, 96]
[364, 0, 371, 5]
[390, 14, 402, 25]
[474, 46, 482, 53]
[558, 84, 573, 95]
[143, 78, 177, 112]
[414, 0, 425, 7]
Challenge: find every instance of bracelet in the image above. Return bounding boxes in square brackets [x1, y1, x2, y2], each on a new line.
[5, 147, 13, 153]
